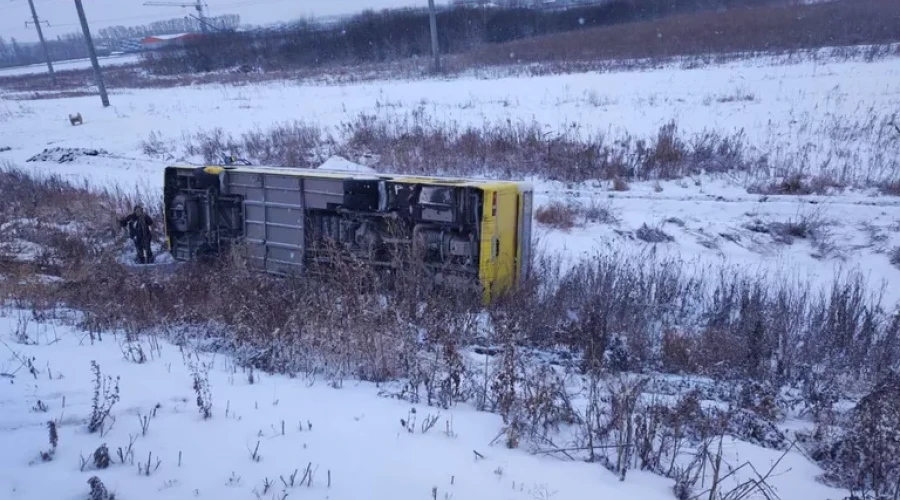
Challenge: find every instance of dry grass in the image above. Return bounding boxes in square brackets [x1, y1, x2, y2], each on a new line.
[172, 117, 753, 183]
[747, 173, 846, 196]
[168, 112, 898, 191]
[745, 210, 836, 258]
[5, 90, 101, 101]
[635, 224, 674, 243]
[535, 202, 580, 231]
[182, 122, 327, 168]
[881, 179, 900, 196]
[0, 58, 429, 94]
[340, 116, 752, 182]
[890, 247, 900, 268]
[534, 199, 621, 231]
[611, 177, 630, 192]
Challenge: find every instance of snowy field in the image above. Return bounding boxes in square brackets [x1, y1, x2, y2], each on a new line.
[2, 50, 898, 185]
[4, 50, 899, 181]
[1, 49, 900, 304]
[1, 46, 898, 500]
[0, 54, 142, 78]
[0, 310, 848, 500]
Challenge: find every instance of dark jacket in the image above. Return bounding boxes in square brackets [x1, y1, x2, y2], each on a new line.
[120, 212, 153, 243]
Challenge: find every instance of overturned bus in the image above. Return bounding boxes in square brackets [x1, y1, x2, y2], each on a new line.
[162, 164, 534, 304]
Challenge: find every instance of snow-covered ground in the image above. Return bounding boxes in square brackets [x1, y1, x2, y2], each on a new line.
[2, 49, 899, 304]
[0, 54, 142, 78]
[535, 179, 900, 302]
[4, 51, 899, 183]
[2, 50, 898, 185]
[1, 45, 898, 500]
[0, 50, 900, 172]
[0, 310, 847, 500]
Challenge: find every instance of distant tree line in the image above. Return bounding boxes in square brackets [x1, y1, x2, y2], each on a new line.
[0, 14, 240, 68]
[0, 35, 92, 69]
[142, 0, 786, 74]
[96, 14, 241, 48]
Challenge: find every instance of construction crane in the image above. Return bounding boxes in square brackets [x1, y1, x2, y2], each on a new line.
[143, 0, 209, 33]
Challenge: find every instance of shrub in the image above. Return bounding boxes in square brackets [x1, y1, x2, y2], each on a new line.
[748, 173, 845, 196]
[583, 201, 621, 225]
[190, 361, 213, 420]
[745, 212, 832, 249]
[881, 179, 900, 196]
[535, 202, 579, 230]
[39, 420, 58, 462]
[611, 177, 630, 191]
[824, 373, 900, 499]
[140, 131, 171, 158]
[88, 476, 114, 500]
[661, 330, 699, 374]
[93, 444, 111, 470]
[87, 362, 120, 435]
[635, 224, 673, 243]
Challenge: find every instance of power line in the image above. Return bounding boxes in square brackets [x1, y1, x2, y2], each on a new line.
[209, 0, 295, 9]
[3, 0, 349, 37]
[0, 0, 63, 11]
[0, 5, 187, 27]
[144, 0, 208, 33]
[47, 11, 186, 28]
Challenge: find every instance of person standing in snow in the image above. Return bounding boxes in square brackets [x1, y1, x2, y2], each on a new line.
[119, 204, 154, 264]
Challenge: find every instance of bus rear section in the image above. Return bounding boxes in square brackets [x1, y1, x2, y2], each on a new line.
[477, 183, 524, 304]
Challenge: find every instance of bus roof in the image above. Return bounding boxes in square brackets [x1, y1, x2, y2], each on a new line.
[166, 164, 532, 190]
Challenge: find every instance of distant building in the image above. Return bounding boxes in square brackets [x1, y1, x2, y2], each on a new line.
[140, 33, 204, 51]
[117, 39, 145, 53]
[450, 0, 595, 7]
[450, 0, 499, 7]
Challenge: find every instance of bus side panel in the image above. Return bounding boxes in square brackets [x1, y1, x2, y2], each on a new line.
[478, 187, 497, 305]
[495, 187, 519, 293]
[516, 186, 533, 283]
[163, 168, 171, 252]
[478, 185, 519, 304]
[163, 166, 179, 253]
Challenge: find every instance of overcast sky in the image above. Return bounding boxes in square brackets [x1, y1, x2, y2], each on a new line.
[0, 0, 446, 43]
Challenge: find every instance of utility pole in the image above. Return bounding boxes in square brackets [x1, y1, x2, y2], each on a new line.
[74, 0, 110, 107]
[196, 0, 208, 33]
[144, 1, 209, 33]
[26, 0, 56, 85]
[428, 0, 440, 73]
